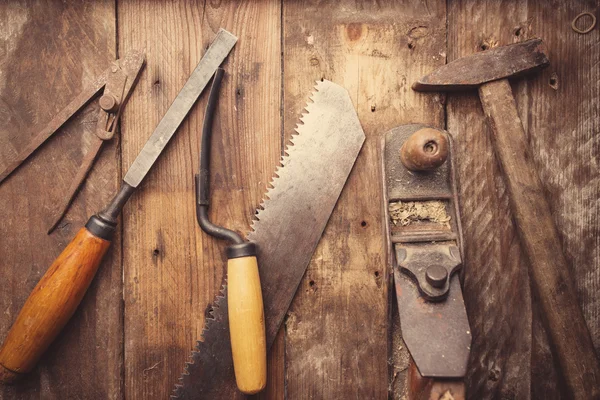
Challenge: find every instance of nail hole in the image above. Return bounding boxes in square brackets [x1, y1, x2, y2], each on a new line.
[374, 271, 380, 277]
[514, 27, 522, 37]
[480, 43, 489, 51]
[309, 280, 315, 287]
[153, 249, 160, 256]
[549, 73, 559, 90]
[408, 42, 414, 49]
[154, 79, 160, 86]
[361, 221, 367, 227]
[370, 105, 376, 112]
[236, 88, 242, 96]
[488, 367, 501, 382]
[320, 77, 324, 82]
[423, 140, 438, 154]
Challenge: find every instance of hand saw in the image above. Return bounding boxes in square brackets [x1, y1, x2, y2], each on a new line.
[173, 79, 366, 399]
[0, 29, 237, 384]
[382, 125, 471, 399]
[0, 50, 145, 234]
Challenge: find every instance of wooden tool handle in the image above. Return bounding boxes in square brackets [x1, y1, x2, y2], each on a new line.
[227, 255, 267, 394]
[0, 227, 111, 383]
[479, 79, 600, 398]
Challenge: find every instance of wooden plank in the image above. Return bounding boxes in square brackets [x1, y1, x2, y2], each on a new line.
[0, 1, 121, 399]
[479, 74, 599, 398]
[526, 1, 600, 398]
[446, 2, 534, 399]
[118, 1, 282, 398]
[282, 1, 446, 398]
[256, 329, 285, 400]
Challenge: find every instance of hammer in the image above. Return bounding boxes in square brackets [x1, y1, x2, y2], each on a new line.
[413, 39, 600, 399]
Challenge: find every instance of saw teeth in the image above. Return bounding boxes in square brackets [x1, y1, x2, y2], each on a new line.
[172, 281, 231, 398]
[175, 79, 359, 399]
[249, 82, 328, 235]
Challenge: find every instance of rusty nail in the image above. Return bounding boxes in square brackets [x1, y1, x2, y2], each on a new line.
[99, 94, 119, 113]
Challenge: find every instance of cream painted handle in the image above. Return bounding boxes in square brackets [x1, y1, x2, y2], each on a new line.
[227, 255, 267, 394]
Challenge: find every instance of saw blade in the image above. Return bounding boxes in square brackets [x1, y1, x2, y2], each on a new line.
[173, 80, 365, 399]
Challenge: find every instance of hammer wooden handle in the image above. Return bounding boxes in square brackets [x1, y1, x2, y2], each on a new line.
[227, 255, 267, 394]
[479, 79, 600, 398]
[0, 227, 110, 383]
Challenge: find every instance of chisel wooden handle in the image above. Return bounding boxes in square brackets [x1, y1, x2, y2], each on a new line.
[227, 254, 267, 394]
[0, 227, 110, 383]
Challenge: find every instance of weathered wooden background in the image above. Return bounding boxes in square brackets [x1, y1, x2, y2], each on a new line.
[0, 1, 598, 399]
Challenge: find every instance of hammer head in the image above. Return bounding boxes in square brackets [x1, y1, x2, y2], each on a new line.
[413, 39, 549, 91]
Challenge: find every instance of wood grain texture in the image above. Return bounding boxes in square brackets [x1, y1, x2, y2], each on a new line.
[0, 228, 111, 380]
[447, 1, 600, 399]
[446, 2, 534, 399]
[118, 1, 281, 398]
[255, 329, 285, 400]
[282, 1, 446, 398]
[227, 255, 267, 394]
[407, 362, 465, 400]
[0, 1, 123, 399]
[0, 1, 598, 398]
[525, 1, 600, 398]
[479, 78, 600, 399]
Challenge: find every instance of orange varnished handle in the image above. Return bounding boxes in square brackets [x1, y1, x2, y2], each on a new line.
[0, 227, 111, 383]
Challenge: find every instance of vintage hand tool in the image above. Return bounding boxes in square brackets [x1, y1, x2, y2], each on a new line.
[195, 68, 267, 394]
[382, 125, 471, 400]
[0, 29, 237, 384]
[0, 50, 145, 234]
[414, 39, 600, 398]
[173, 80, 365, 399]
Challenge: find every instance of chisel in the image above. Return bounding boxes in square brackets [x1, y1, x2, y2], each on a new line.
[0, 29, 237, 383]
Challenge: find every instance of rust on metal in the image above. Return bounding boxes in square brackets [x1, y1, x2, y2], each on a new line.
[0, 50, 145, 234]
[382, 124, 471, 379]
[174, 80, 365, 399]
[413, 39, 600, 398]
[99, 94, 118, 113]
[412, 39, 549, 91]
[396, 244, 461, 300]
[0, 78, 106, 184]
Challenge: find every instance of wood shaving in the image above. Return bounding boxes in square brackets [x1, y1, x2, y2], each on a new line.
[439, 390, 455, 400]
[389, 200, 450, 227]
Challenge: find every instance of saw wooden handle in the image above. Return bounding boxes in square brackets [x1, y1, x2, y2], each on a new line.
[479, 79, 600, 397]
[227, 255, 267, 394]
[0, 227, 110, 383]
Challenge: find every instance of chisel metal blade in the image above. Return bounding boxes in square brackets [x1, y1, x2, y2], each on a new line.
[173, 80, 365, 399]
[124, 29, 237, 187]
